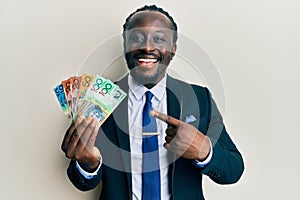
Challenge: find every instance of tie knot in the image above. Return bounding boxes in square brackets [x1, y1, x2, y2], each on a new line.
[145, 91, 154, 103]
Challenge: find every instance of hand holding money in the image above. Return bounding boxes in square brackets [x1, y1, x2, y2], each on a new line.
[61, 116, 101, 172]
[151, 110, 211, 161]
[54, 74, 127, 170]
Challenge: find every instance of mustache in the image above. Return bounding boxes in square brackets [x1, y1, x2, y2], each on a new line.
[132, 49, 164, 62]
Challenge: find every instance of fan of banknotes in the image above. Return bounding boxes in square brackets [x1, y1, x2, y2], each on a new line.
[53, 74, 127, 126]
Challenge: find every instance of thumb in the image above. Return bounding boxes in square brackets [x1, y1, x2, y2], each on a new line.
[93, 147, 101, 162]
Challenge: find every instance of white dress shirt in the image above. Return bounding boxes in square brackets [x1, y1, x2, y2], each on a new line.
[76, 74, 213, 200]
[128, 74, 170, 200]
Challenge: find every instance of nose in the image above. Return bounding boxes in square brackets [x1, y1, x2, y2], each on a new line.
[140, 37, 155, 53]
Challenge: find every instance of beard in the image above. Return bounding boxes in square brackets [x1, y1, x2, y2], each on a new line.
[129, 64, 167, 86]
[125, 49, 171, 87]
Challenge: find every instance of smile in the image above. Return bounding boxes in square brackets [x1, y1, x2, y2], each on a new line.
[137, 58, 158, 63]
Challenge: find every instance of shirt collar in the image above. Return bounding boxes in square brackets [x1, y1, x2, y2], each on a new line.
[128, 74, 167, 102]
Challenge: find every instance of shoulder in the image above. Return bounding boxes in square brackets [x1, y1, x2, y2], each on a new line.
[167, 75, 210, 99]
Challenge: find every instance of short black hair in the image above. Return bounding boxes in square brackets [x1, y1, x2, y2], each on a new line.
[123, 5, 178, 43]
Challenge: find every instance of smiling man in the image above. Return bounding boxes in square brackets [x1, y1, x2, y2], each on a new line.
[61, 5, 244, 200]
[123, 10, 177, 87]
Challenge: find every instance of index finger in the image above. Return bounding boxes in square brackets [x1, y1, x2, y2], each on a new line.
[150, 110, 181, 127]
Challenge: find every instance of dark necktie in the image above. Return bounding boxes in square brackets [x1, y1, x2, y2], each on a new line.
[142, 91, 161, 200]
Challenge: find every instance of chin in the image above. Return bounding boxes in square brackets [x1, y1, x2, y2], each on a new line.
[130, 67, 165, 86]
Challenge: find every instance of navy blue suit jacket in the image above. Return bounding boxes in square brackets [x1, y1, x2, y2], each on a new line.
[67, 75, 244, 200]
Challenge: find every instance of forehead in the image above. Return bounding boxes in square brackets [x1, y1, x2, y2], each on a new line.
[126, 11, 172, 30]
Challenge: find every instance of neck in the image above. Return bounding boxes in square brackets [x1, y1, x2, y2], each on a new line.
[144, 83, 156, 89]
[131, 73, 166, 89]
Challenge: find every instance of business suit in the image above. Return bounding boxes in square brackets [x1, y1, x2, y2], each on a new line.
[67, 75, 244, 200]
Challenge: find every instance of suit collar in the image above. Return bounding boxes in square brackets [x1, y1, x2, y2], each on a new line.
[128, 74, 167, 102]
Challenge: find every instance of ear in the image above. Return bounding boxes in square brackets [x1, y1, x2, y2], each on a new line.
[171, 43, 177, 58]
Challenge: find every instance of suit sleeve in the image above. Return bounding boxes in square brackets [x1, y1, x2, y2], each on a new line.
[200, 88, 244, 184]
[66, 159, 102, 191]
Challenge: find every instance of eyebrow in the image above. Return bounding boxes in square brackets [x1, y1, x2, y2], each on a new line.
[155, 30, 167, 34]
[126, 29, 170, 37]
[128, 28, 169, 32]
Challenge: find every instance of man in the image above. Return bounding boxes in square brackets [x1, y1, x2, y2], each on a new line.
[61, 5, 244, 200]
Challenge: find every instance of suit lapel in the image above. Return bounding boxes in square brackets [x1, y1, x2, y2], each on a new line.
[112, 76, 132, 191]
[113, 76, 130, 152]
[166, 76, 182, 120]
[166, 76, 183, 198]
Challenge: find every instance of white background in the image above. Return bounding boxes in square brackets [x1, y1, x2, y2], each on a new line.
[1, 0, 299, 199]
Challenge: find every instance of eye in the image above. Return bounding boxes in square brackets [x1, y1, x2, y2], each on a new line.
[153, 36, 166, 43]
[129, 33, 145, 43]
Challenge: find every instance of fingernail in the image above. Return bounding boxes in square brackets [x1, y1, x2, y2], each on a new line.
[93, 118, 98, 125]
[150, 110, 156, 117]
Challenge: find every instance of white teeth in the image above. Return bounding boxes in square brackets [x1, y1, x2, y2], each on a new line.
[138, 58, 158, 63]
